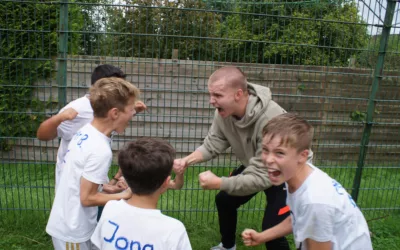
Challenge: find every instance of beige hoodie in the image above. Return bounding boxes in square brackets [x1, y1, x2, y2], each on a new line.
[197, 82, 286, 196]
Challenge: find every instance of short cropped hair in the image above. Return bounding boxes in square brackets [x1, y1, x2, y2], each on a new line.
[91, 64, 126, 85]
[209, 66, 248, 91]
[89, 77, 139, 118]
[262, 113, 314, 152]
[118, 138, 176, 195]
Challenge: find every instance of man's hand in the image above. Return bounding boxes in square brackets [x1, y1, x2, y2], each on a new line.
[59, 108, 78, 121]
[134, 101, 147, 113]
[173, 158, 188, 174]
[242, 229, 263, 246]
[199, 170, 221, 190]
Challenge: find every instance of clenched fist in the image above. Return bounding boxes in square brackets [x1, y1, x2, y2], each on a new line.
[241, 229, 263, 246]
[134, 101, 147, 113]
[173, 158, 188, 175]
[198, 170, 221, 190]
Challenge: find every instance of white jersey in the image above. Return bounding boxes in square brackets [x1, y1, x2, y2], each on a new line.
[91, 200, 192, 250]
[56, 95, 93, 189]
[287, 164, 372, 250]
[46, 123, 112, 243]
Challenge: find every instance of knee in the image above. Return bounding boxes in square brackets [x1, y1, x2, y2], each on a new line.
[215, 191, 233, 209]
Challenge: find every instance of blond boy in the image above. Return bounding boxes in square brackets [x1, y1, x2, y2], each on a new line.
[46, 77, 140, 250]
[242, 113, 372, 250]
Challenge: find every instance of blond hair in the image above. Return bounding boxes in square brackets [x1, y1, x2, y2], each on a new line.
[89, 77, 140, 118]
[262, 113, 314, 152]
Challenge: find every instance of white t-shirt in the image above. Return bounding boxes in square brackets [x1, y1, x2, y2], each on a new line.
[287, 164, 372, 250]
[46, 123, 112, 243]
[56, 95, 93, 189]
[91, 200, 192, 250]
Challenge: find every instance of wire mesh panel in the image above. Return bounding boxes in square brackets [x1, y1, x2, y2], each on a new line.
[0, 0, 399, 245]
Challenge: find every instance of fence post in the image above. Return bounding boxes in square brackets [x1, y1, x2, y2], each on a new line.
[351, 0, 397, 202]
[57, 0, 69, 108]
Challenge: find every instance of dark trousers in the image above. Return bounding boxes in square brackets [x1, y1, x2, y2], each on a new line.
[215, 166, 290, 249]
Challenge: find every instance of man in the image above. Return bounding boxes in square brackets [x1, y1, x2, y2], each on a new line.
[174, 66, 300, 250]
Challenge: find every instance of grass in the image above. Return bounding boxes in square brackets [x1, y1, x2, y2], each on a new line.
[1, 162, 400, 249]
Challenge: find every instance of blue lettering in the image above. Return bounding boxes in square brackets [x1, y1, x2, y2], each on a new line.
[332, 180, 345, 195]
[333, 180, 358, 207]
[348, 194, 357, 208]
[104, 220, 119, 243]
[77, 134, 88, 146]
[130, 241, 141, 250]
[103, 221, 153, 249]
[115, 237, 129, 250]
[63, 150, 70, 163]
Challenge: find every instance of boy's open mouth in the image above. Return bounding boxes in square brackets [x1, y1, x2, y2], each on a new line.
[268, 169, 281, 177]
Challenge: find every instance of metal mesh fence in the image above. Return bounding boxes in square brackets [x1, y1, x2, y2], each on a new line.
[1, 0, 399, 228]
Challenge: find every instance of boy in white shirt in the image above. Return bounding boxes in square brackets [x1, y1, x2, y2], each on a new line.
[37, 64, 145, 190]
[46, 77, 141, 250]
[242, 113, 372, 250]
[91, 137, 192, 250]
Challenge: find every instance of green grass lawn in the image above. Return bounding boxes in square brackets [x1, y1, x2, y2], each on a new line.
[1, 163, 400, 249]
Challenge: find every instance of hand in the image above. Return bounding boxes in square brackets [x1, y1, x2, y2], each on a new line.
[173, 158, 188, 175]
[59, 108, 78, 121]
[198, 170, 221, 190]
[116, 177, 128, 190]
[242, 229, 263, 246]
[102, 183, 126, 194]
[121, 188, 132, 200]
[134, 101, 147, 113]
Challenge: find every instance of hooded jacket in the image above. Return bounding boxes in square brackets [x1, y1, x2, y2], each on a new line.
[197, 82, 286, 196]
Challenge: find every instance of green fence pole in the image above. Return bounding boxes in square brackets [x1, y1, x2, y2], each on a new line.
[57, 0, 68, 108]
[351, 0, 397, 202]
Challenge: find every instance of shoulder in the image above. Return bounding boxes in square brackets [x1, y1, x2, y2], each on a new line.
[61, 95, 92, 114]
[159, 214, 186, 230]
[297, 168, 342, 206]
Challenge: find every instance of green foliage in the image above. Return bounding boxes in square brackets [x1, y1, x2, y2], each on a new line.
[215, 0, 369, 65]
[356, 34, 400, 71]
[0, 1, 85, 151]
[100, 0, 222, 60]
[350, 110, 366, 122]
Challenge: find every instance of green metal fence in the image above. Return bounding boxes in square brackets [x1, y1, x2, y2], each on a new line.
[1, 0, 399, 229]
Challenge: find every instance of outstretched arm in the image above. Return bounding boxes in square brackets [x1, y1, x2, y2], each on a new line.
[168, 174, 184, 190]
[242, 216, 292, 246]
[36, 108, 78, 141]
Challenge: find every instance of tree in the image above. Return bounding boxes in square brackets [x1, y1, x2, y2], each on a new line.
[0, 1, 85, 150]
[103, 0, 222, 60]
[214, 0, 369, 65]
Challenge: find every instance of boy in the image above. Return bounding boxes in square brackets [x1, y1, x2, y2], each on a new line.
[242, 113, 372, 250]
[91, 137, 192, 250]
[37, 64, 146, 189]
[46, 77, 140, 250]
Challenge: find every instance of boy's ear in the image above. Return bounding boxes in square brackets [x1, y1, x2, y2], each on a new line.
[109, 107, 119, 120]
[160, 176, 171, 194]
[299, 149, 309, 163]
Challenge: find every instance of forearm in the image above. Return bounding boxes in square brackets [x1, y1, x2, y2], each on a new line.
[184, 150, 205, 166]
[169, 174, 184, 190]
[81, 191, 128, 207]
[258, 216, 292, 242]
[36, 114, 64, 140]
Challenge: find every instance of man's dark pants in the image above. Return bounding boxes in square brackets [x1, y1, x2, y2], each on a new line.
[215, 165, 290, 249]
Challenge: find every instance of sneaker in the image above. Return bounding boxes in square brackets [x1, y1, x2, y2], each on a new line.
[210, 243, 236, 250]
